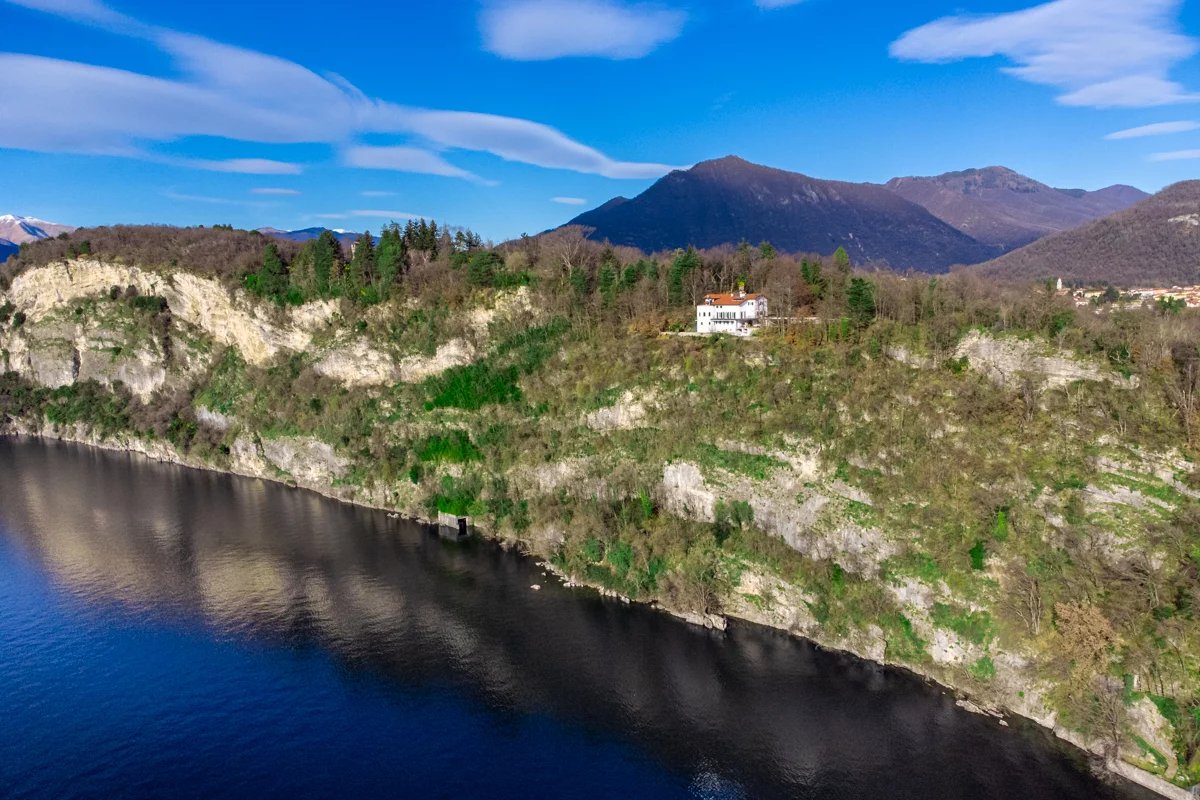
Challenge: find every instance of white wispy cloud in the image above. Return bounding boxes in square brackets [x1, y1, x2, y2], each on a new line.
[354, 210, 421, 219]
[392, 109, 682, 178]
[314, 210, 422, 220]
[552, 196, 587, 205]
[890, 0, 1199, 109]
[342, 145, 482, 181]
[1149, 149, 1200, 161]
[252, 187, 301, 196]
[480, 0, 686, 60]
[173, 157, 303, 175]
[1105, 121, 1200, 140]
[0, 0, 678, 181]
[8, 0, 144, 30]
[360, 190, 396, 198]
[162, 190, 271, 207]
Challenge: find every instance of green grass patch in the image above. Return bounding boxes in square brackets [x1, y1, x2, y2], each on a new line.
[969, 656, 996, 681]
[194, 349, 247, 416]
[425, 318, 569, 410]
[932, 603, 994, 647]
[1149, 695, 1182, 729]
[425, 361, 522, 410]
[992, 508, 1010, 541]
[429, 474, 484, 517]
[416, 430, 481, 464]
[882, 612, 927, 663]
[1106, 472, 1186, 507]
[1134, 736, 1170, 772]
[1053, 474, 1088, 491]
[42, 381, 130, 435]
[886, 551, 944, 584]
[694, 443, 786, 480]
[969, 540, 987, 571]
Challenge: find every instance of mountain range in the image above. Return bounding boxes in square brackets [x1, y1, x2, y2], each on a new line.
[975, 180, 1200, 287]
[4, 160, 1184, 284]
[256, 227, 362, 247]
[563, 157, 1147, 271]
[564, 156, 997, 271]
[884, 167, 1146, 250]
[0, 214, 75, 263]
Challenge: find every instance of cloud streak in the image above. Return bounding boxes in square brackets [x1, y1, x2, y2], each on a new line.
[891, 0, 1199, 109]
[1106, 121, 1200, 140]
[0, 0, 679, 181]
[313, 210, 422, 220]
[480, 0, 686, 60]
[1149, 149, 1200, 162]
[342, 145, 483, 182]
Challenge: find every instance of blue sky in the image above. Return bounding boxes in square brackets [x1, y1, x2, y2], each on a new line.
[3, 0, 1200, 241]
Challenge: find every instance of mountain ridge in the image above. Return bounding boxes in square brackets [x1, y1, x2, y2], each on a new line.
[257, 227, 362, 247]
[884, 167, 1148, 250]
[0, 214, 75, 243]
[0, 214, 76, 263]
[565, 156, 1000, 271]
[974, 180, 1200, 286]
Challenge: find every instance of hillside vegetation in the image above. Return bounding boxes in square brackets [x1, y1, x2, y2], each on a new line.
[975, 181, 1200, 287]
[1, 223, 1199, 791]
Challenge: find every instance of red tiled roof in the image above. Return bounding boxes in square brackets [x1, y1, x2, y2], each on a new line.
[703, 292, 763, 306]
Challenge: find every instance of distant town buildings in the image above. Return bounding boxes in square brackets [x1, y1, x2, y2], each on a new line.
[1067, 284, 1200, 309]
[696, 288, 768, 336]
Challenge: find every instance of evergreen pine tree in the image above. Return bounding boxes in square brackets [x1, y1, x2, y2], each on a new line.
[376, 224, 407, 298]
[847, 277, 876, 328]
[313, 230, 342, 296]
[254, 242, 288, 300]
[569, 267, 589, 298]
[669, 247, 701, 305]
[598, 262, 616, 306]
[348, 232, 377, 300]
[827, 246, 852, 311]
[621, 264, 640, 289]
[289, 242, 318, 299]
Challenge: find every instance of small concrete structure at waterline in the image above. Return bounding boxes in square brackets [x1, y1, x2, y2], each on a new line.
[437, 511, 470, 539]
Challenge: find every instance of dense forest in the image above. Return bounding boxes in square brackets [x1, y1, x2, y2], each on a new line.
[2, 221, 1199, 790]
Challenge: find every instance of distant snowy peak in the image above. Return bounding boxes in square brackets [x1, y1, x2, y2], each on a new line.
[0, 214, 76, 245]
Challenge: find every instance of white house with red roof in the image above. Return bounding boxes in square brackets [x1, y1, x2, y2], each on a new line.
[696, 288, 768, 336]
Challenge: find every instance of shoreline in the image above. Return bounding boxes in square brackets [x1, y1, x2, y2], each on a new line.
[2, 425, 1191, 800]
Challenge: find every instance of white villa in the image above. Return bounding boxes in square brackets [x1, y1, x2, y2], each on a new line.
[696, 289, 768, 336]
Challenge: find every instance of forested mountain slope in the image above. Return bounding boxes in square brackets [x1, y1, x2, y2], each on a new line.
[566, 157, 999, 271]
[976, 181, 1200, 286]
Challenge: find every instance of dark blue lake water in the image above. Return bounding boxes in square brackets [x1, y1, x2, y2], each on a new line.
[0, 438, 1155, 800]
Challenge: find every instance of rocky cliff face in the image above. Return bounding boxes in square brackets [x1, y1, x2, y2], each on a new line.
[2, 261, 492, 397]
[0, 257, 1193, 800]
[9, 261, 334, 366]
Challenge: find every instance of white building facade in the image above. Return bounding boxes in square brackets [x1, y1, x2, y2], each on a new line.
[696, 290, 768, 336]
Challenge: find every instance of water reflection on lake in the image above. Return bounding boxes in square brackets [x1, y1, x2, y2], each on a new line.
[0, 438, 1155, 800]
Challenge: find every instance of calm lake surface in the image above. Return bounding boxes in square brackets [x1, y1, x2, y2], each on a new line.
[0, 438, 1156, 800]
